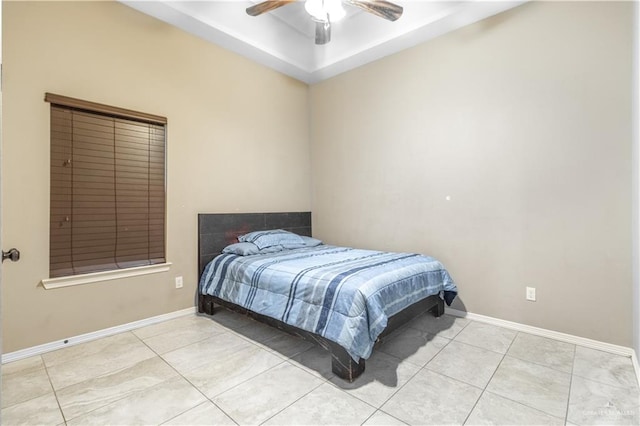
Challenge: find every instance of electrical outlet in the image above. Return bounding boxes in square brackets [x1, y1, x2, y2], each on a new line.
[526, 286, 536, 301]
[175, 276, 183, 289]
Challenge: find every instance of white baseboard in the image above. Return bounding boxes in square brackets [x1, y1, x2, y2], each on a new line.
[1, 307, 196, 364]
[445, 307, 636, 357]
[633, 351, 640, 387]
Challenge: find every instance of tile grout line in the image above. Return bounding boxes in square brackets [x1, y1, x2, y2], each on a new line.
[461, 331, 571, 424]
[257, 370, 329, 425]
[133, 333, 218, 424]
[144, 331, 229, 357]
[150, 313, 338, 425]
[261, 334, 421, 424]
[360, 314, 481, 424]
[370, 339, 449, 410]
[425, 335, 512, 358]
[40, 354, 68, 425]
[206, 315, 392, 423]
[196, 349, 287, 398]
[0, 362, 53, 411]
[133, 332, 242, 426]
[460, 329, 519, 425]
[114, 331, 214, 424]
[213, 307, 470, 420]
[55, 332, 184, 425]
[360, 408, 409, 426]
[569, 348, 639, 391]
[360, 313, 475, 417]
[564, 343, 578, 424]
[570, 372, 640, 391]
[205, 358, 288, 423]
[254, 338, 371, 424]
[508, 338, 573, 422]
[260, 356, 410, 426]
[506, 352, 576, 375]
[158, 401, 239, 426]
[348, 314, 473, 417]
[258, 323, 434, 425]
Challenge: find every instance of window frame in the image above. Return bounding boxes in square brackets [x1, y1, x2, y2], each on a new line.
[44, 93, 169, 287]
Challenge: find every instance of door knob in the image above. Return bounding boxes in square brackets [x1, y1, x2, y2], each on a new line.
[2, 248, 20, 262]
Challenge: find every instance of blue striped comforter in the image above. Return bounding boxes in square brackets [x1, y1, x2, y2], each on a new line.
[199, 245, 457, 360]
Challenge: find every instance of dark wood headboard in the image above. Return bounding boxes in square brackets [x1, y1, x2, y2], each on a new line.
[198, 212, 312, 275]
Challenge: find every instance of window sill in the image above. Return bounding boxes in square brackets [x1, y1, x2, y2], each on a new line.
[40, 263, 172, 290]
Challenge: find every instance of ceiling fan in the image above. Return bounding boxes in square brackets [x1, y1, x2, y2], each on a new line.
[246, 0, 404, 45]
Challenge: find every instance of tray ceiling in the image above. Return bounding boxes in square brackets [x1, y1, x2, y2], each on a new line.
[121, 1, 526, 84]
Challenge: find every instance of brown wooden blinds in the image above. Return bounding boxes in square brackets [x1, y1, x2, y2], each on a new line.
[48, 95, 166, 278]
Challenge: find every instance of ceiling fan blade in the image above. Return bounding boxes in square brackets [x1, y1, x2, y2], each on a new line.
[315, 20, 331, 45]
[346, 0, 403, 22]
[246, 0, 296, 17]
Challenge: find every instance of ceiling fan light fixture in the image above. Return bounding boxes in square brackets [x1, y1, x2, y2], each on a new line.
[305, 0, 346, 22]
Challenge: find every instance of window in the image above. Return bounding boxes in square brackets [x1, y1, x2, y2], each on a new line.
[46, 93, 166, 278]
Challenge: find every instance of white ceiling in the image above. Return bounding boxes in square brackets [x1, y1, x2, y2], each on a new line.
[121, 0, 526, 84]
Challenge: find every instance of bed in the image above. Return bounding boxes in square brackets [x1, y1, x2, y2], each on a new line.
[197, 212, 457, 381]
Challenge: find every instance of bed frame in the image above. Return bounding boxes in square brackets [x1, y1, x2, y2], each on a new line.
[197, 212, 445, 382]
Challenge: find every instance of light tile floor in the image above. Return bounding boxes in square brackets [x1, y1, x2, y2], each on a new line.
[2, 310, 639, 425]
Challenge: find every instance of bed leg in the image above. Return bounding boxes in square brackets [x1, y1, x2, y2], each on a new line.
[429, 297, 445, 317]
[329, 343, 365, 382]
[198, 294, 215, 315]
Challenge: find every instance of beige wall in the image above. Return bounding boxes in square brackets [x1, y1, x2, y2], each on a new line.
[310, 2, 633, 346]
[1, 1, 310, 352]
